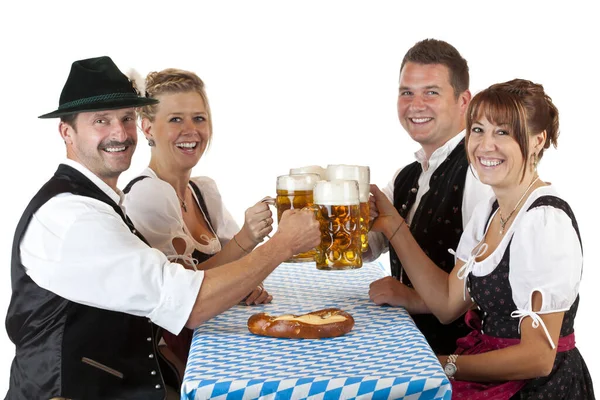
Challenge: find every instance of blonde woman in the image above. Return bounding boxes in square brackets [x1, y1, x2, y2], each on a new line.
[124, 69, 273, 374]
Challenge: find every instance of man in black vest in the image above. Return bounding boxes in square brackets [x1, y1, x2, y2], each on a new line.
[366, 39, 492, 355]
[5, 56, 320, 400]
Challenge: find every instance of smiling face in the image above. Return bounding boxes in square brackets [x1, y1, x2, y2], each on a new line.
[142, 91, 211, 174]
[467, 117, 526, 189]
[60, 108, 137, 187]
[467, 115, 545, 190]
[397, 62, 470, 157]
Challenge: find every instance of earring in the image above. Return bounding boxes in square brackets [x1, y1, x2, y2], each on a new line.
[531, 153, 538, 170]
[147, 138, 155, 147]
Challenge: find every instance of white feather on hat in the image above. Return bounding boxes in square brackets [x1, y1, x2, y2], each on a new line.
[127, 68, 146, 97]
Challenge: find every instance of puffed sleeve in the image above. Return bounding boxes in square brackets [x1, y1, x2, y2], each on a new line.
[124, 176, 195, 258]
[191, 176, 240, 245]
[508, 204, 582, 348]
[509, 205, 582, 314]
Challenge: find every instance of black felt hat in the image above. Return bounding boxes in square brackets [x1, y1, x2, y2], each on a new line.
[39, 56, 158, 118]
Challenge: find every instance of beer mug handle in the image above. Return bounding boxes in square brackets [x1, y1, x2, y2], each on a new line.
[302, 204, 320, 218]
[261, 196, 276, 206]
[260, 196, 276, 239]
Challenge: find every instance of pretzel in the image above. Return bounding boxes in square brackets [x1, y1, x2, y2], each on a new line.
[247, 308, 354, 339]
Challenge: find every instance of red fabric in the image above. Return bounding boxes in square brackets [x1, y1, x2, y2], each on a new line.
[163, 327, 194, 365]
[450, 310, 575, 399]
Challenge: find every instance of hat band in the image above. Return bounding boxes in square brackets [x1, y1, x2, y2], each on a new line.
[58, 92, 140, 110]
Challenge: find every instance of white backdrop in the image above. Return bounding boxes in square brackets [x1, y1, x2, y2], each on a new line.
[1, 0, 598, 393]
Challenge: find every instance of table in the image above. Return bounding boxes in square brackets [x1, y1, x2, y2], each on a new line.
[182, 261, 451, 399]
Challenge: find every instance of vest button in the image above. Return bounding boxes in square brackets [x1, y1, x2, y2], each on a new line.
[151, 370, 157, 375]
[411, 188, 417, 193]
[147, 337, 152, 341]
[149, 354, 154, 359]
[401, 204, 407, 210]
[155, 384, 161, 389]
[132, 229, 137, 234]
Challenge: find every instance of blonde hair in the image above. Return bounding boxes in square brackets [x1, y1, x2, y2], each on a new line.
[139, 68, 213, 143]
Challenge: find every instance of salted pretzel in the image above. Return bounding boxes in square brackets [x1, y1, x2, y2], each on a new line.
[247, 308, 354, 339]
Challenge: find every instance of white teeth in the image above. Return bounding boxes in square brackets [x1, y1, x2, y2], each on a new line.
[480, 158, 502, 167]
[105, 146, 126, 153]
[176, 142, 197, 149]
[410, 118, 432, 124]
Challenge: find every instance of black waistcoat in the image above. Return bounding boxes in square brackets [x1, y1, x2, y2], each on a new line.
[5, 165, 178, 400]
[390, 139, 471, 354]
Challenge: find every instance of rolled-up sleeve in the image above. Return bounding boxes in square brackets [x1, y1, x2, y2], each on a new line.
[21, 194, 203, 335]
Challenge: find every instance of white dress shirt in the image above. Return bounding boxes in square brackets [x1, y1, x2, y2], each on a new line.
[19, 159, 203, 335]
[367, 131, 493, 260]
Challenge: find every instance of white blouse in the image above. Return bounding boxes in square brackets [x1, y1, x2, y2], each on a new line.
[453, 185, 583, 348]
[123, 168, 240, 265]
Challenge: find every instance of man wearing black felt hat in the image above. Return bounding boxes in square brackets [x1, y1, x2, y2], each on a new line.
[5, 56, 320, 399]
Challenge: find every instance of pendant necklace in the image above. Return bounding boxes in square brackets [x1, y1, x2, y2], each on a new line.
[498, 176, 540, 235]
[177, 192, 188, 213]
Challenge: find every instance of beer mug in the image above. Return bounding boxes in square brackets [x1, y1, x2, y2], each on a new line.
[289, 165, 326, 179]
[312, 180, 363, 270]
[264, 173, 320, 262]
[326, 165, 370, 252]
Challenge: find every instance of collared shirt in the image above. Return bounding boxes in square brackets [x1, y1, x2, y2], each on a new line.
[368, 131, 493, 260]
[19, 159, 203, 335]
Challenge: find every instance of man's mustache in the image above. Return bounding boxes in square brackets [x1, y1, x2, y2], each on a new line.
[99, 139, 136, 150]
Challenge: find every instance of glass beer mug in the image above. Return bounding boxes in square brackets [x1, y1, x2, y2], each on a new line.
[264, 173, 320, 262]
[312, 180, 363, 270]
[326, 165, 370, 252]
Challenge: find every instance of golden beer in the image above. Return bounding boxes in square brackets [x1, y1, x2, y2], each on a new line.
[359, 201, 370, 253]
[275, 174, 319, 262]
[275, 189, 314, 222]
[326, 165, 370, 252]
[313, 180, 362, 270]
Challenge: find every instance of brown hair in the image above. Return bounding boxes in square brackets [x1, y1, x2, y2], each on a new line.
[139, 68, 213, 144]
[400, 39, 469, 98]
[60, 113, 78, 129]
[466, 79, 559, 180]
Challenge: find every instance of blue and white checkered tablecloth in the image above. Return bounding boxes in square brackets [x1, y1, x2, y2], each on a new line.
[182, 261, 451, 400]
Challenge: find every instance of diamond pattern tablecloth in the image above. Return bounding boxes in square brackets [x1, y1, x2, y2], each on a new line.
[182, 261, 451, 399]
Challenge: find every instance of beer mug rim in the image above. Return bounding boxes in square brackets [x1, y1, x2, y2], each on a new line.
[325, 165, 370, 202]
[313, 179, 360, 205]
[289, 165, 326, 178]
[276, 173, 320, 191]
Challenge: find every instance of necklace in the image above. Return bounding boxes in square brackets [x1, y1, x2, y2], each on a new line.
[498, 176, 540, 235]
[177, 192, 188, 213]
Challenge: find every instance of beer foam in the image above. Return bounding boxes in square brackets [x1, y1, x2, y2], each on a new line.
[326, 165, 370, 202]
[277, 174, 320, 191]
[313, 180, 360, 205]
[289, 165, 326, 179]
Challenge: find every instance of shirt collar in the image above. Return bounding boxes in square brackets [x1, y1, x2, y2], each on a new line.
[414, 130, 465, 172]
[61, 159, 125, 206]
